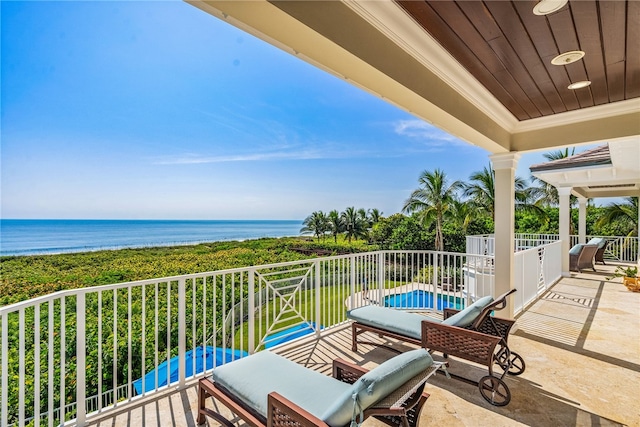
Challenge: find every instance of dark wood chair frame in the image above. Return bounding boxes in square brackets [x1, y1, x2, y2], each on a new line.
[197, 357, 433, 427]
[350, 289, 525, 406]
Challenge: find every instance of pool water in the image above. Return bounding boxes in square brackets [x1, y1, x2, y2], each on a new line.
[384, 290, 464, 310]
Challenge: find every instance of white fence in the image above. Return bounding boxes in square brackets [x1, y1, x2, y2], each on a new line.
[1, 250, 491, 427]
[467, 234, 638, 263]
[513, 241, 563, 315]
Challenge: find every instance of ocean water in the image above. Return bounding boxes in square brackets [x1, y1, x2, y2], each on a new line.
[0, 219, 304, 256]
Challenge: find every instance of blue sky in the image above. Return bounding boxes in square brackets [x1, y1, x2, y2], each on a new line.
[2, 1, 572, 220]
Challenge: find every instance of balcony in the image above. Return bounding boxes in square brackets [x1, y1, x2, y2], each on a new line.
[1, 244, 639, 427]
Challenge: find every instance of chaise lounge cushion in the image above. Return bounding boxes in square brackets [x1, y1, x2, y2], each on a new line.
[569, 244, 584, 255]
[322, 348, 433, 426]
[587, 237, 607, 248]
[212, 348, 434, 427]
[346, 305, 440, 339]
[212, 350, 350, 422]
[441, 295, 494, 327]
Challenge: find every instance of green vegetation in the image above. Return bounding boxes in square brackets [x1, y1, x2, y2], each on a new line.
[1, 159, 637, 425]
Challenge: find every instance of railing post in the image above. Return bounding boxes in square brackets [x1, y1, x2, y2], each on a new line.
[76, 293, 86, 425]
[1, 313, 8, 427]
[248, 269, 255, 354]
[315, 260, 321, 337]
[377, 252, 385, 305]
[178, 278, 186, 387]
[350, 256, 356, 307]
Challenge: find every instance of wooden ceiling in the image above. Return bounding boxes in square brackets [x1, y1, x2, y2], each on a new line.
[397, 0, 640, 121]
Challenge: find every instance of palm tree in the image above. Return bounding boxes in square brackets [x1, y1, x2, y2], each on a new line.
[402, 169, 462, 251]
[448, 198, 474, 234]
[342, 206, 368, 242]
[368, 208, 383, 226]
[300, 211, 328, 241]
[327, 210, 345, 243]
[596, 197, 638, 237]
[464, 165, 542, 222]
[529, 148, 576, 207]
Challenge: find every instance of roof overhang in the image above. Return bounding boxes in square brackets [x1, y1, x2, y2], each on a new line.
[530, 140, 640, 198]
[186, 0, 640, 155]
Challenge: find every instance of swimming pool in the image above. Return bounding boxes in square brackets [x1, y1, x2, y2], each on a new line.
[384, 290, 464, 310]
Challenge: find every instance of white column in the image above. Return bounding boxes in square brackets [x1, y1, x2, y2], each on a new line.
[490, 152, 520, 319]
[578, 197, 588, 244]
[558, 187, 572, 276]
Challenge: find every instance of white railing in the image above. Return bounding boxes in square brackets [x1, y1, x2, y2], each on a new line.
[467, 234, 638, 263]
[513, 241, 562, 315]
[0, 250, 491, 427]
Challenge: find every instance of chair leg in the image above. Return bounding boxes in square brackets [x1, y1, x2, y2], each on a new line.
[197, 382, 207, 425]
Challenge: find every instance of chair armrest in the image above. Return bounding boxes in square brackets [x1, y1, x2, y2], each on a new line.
[443, 308, 460, 319]
[332, 358, 368, 384]
[421, 320, 501, 366]
[267, 392, 328, 427]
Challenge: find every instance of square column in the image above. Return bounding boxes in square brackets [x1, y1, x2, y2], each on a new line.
[490, 152, 520, 319]
[558, 187, 572, 276]
[578, 197, 587, 244]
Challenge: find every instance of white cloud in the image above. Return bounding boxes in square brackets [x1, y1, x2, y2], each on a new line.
[393, 120, 467, 148]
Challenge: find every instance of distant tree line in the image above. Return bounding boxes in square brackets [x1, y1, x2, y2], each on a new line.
[301, 149, 638, 252]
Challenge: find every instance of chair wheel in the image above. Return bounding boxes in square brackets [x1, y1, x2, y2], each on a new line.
[478, 376, 511, 406]
[495, 350, 526, 376]
[507, 352, 525, 376]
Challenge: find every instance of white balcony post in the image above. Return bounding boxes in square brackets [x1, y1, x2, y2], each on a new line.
[315, 260, 321, 337]
[578, 197, 587, 244]
[377, 251, 385, 305]
[178, 278, 186, 387]
[76, 293, 86, 425]
[248, 269, 255, 354]
[490, 152, 520, 318]
[558, 187, 572, 276]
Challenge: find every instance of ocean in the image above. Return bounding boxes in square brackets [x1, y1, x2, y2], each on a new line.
[0, 219, 304, 256]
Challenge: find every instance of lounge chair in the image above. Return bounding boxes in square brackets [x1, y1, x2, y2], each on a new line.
[569, 243, 599, 272]
[588, 238, 609, 265]
[197, 348, 445, 427]
[347, 289, 523, 406]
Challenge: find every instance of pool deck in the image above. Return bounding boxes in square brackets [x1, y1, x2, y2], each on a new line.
[87, 263, 640, 427]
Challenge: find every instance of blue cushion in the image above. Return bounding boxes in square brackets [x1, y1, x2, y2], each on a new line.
[321, 349, 433, 426]
[442, 295, 494, 327]
[569, 244, 584, 255]
[212, 350, 350, 420]
[346, 305, 440, 339]
[587, 238, 606, 248]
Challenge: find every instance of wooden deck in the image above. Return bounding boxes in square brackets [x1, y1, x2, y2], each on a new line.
[86, 264, 640, 427]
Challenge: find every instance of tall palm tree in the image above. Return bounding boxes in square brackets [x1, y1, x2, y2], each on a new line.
[368, 208, 383, 227]
[464, 165, 541, 221]
[596, 197, 638, 237]
[300, 211, 328, 241]
[530, 148, 576, 207]
[342, 206, 368, 242]
[327, 210, 345, 243]
[448, 198, 474, 234]
[402, 169, 461, 251]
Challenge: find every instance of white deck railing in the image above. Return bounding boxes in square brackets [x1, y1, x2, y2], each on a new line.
[467, 234, 639, 263]
[1, 250, 492, 427]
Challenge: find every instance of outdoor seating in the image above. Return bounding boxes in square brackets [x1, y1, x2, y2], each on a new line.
[347, 289, 524, 406]
[589, 237, 609, 265]
[569, 243, 599, 272]
[197, 348, 444, 427]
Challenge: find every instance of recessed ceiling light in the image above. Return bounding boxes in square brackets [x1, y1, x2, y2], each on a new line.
[552, 51, 585, 66]
[533, 0, 568, 15]
[568, 80, 591, 90]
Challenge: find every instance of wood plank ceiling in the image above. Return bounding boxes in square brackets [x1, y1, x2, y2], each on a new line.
[396, 0, 640, 121]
